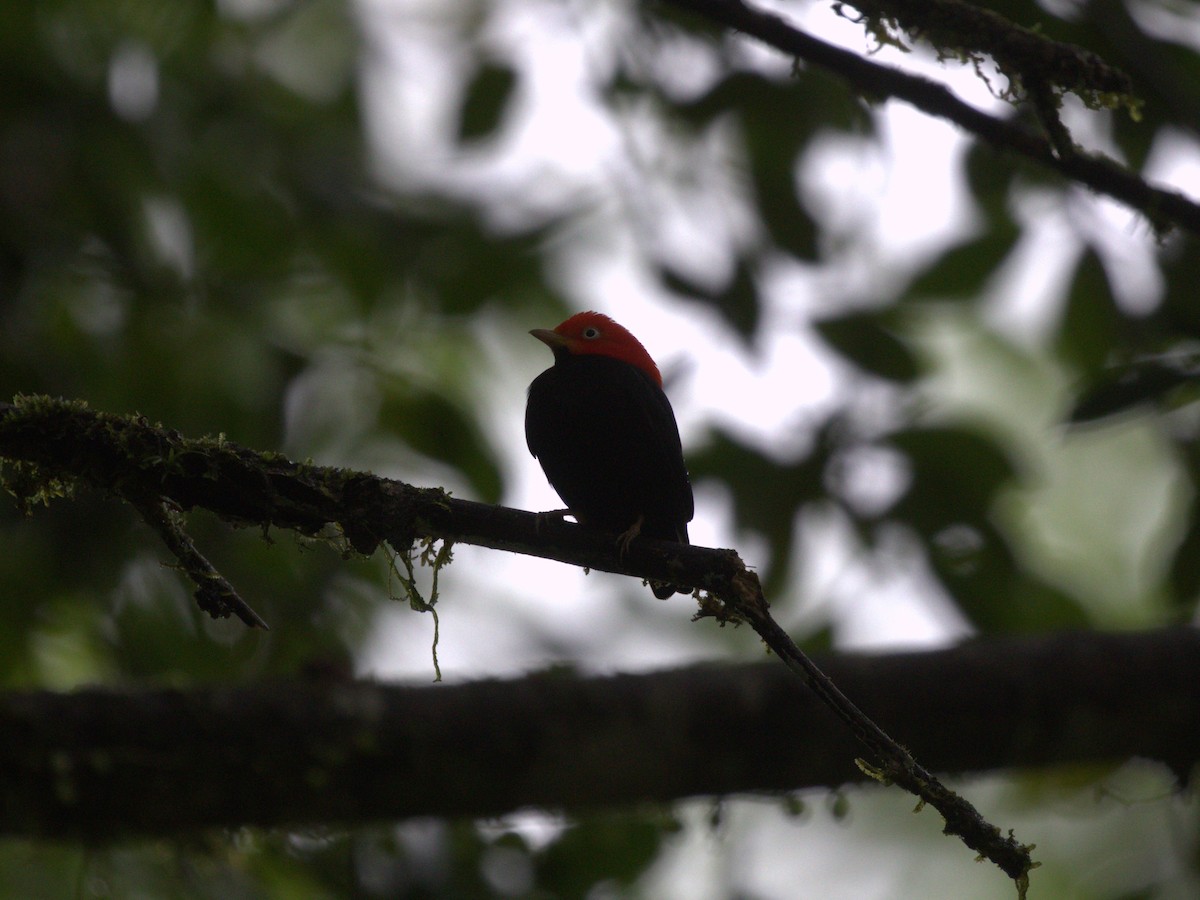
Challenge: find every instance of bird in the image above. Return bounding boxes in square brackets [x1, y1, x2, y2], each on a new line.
[525, 311, 694, 598]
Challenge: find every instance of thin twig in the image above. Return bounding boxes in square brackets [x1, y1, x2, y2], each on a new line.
[716, 569, 1034, 889]
[127, 493, 270, 630]
[1026, 77, 1076, 161]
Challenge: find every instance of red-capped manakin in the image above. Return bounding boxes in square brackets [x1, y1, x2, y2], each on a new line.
[525, 311, 694, 598]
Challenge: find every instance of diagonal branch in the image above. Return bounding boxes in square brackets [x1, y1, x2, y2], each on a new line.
[659, 0, 1200, 236]
[838, 0, 1134, 105]
[711, 564, 1033, 885]
[127, 492, 270, 630]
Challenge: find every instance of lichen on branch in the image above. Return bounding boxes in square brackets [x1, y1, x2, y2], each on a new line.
[837, 0, 1138, 115]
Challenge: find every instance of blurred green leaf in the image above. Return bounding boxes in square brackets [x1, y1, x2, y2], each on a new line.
[907, 223, 1018, 299]
[457, 61, 518, 143]
[678, 68, 868, 138]
[1070, 355, 1200, 423]
[923, 519, 1090, 631]
[752, 155, 818, 260]
[416, 220, 551, 314]
[660, 256, 760, 341]
[679, 69, 864, 261]
[711, 259, 760, 339]
[379, 388, 503, 504]
[1056, 249, 1126, 377]
[688, 427, 827, 596]
[961, 142, 1018, 229]
[1160, 236, 1200, 341]
[814, 310, 921, 382]
[888, 425, 1090, 629]
[1168, 503, 1200, 610]
[891, 426, 1016, 524]
[536, 814, 671, 895]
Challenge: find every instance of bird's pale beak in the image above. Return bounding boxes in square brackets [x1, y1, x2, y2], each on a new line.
[530, 328, 568, 350]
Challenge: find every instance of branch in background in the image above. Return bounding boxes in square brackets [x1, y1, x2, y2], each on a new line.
[2, 627, 1197, 839]
[660, 0, 1200, 236]
[840, 0, 1133, 105]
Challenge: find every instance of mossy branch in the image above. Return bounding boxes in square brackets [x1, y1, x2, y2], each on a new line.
[0, 395, 752, 610]
[660, 0, 1200, 237]
[835, 0, 1135, 113]
[129, 493, 269, 630]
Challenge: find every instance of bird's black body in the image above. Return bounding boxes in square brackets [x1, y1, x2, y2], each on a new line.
[526, 353, 693, 596]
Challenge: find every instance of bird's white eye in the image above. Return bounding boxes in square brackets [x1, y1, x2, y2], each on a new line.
[582, 326, 600, 339]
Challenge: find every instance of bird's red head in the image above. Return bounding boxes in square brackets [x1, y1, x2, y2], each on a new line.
[530, 311, 663, 387]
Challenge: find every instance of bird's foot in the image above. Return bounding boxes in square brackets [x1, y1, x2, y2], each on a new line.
[616, 514, 644, 557]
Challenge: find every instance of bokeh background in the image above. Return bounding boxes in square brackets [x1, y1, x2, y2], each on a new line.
[2, 0, 1199, 896]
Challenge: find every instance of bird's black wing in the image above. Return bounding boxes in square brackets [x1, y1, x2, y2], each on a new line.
[526, 355, 692, 542]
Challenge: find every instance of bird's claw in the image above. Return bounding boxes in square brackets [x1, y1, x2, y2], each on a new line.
[616, 514, 644, 558]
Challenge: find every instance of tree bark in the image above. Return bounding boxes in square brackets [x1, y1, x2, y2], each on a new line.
[3, 626, 1197, 840]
